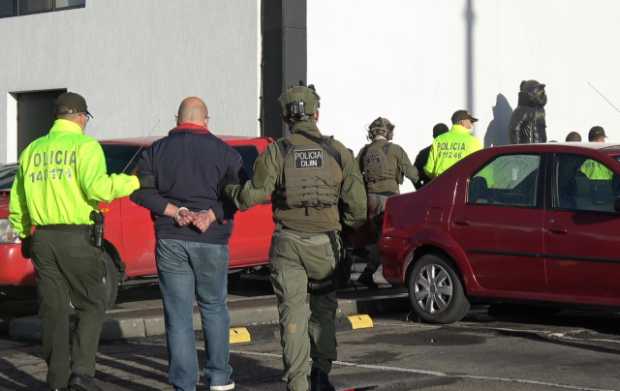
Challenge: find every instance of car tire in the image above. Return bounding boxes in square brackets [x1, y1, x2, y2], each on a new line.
[407, 253, 470, 324]
[102, 251, 121, 310]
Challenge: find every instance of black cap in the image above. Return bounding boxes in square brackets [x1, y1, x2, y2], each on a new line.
[432, 123, 449, 138]
[451, 110, 478, 124]
[588, 126, 606, 141]
[55, 92, 93, 118]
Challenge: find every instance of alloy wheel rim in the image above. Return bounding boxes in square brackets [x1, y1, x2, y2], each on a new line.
[414, 263, 454, 314]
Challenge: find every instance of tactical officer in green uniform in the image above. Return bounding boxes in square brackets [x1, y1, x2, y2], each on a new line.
[356, 117, 418, 288]
[424, 110, 483, 179]
[9, 92, 150, 391]
[226, 84, 366, 391]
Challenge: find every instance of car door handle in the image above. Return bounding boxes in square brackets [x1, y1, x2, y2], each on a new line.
[454, 219, 470, 226]
[549, 226, 568, 234]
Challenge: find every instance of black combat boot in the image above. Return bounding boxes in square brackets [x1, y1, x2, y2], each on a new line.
[357, 269, 378, 289]
[68, 374, 103, 391]
[310, 367, 335, 391]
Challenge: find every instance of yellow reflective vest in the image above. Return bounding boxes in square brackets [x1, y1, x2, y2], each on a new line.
[580, 159, 613, 180]
[9, 119, 140, 237]
[424, 124, 482, 179]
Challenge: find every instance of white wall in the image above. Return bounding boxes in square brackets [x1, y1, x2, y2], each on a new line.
[308, 0, 620, 192]
[0, 0, 261, 163]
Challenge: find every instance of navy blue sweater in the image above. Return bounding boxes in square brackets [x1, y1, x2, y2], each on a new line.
[130, 124, 242, 244]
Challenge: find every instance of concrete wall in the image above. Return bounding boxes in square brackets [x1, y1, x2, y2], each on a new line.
[0, 0, 261, 163]
[308, 0, 620, 192]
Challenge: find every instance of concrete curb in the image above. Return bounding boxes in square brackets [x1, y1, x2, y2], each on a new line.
[9, 290, 410, 342]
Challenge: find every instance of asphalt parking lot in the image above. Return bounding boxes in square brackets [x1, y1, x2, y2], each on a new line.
[1, 275, 620, 390]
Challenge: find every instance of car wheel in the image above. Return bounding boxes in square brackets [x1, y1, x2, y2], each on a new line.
[407, 253, 470, 324]
[102, 252, 121, 310]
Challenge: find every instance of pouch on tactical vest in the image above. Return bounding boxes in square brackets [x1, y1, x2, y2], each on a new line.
[360, 142, 397, 184]
[276, 132, 343, 211]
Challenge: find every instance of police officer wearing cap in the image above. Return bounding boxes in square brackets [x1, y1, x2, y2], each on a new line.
[356, 117, 419, 288]
[424, 110, 483, 179]
[9, 92, 151, 391]
[226, 84, 366, 391]
[580, 126, 613, 180]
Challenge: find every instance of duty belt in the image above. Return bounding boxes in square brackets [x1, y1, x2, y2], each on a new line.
[37, 224, 91, 231]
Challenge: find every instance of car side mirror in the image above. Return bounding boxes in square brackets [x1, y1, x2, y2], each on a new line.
[615, 197, 620, 213]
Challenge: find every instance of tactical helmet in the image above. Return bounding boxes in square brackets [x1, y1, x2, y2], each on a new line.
[368, 117, 395, 140]
[279, 82, 320, 123]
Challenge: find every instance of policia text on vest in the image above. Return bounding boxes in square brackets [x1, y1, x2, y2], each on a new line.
[424, 123, 482, 179]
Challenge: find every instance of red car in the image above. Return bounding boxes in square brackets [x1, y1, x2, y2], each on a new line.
[0, 136, 275, 303]
[380, 143, 620, 323]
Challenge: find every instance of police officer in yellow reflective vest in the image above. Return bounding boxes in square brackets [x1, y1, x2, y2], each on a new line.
[356, 117, 418, 288]
[226, 84, 366, 391]
[580, 126, 613, 180]
[9, 92, 150, 391]
[424, 110, 483, 179]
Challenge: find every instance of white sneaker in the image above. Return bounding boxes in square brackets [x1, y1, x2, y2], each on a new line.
[210, 382, 235, 391]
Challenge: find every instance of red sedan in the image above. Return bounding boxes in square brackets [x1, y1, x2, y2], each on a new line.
[0, 136, 275, 302]
[380, 143, 620, 323]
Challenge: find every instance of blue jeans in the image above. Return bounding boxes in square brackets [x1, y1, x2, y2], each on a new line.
[157, 239, 233, 391]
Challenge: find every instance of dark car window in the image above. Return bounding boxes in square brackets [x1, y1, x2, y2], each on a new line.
[553, 153, 619, 213]
[233, 145, 259, 182]
[101, 144, 142, 174]
[0, 164, 18, 191]
[468, 154, 540, 207]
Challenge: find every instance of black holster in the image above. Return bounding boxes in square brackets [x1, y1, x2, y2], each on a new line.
[90, 211, 104, 248]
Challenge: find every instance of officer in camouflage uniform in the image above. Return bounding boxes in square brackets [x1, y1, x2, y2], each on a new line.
[356, 117, 418, 288]
[226, 84, 366, 391]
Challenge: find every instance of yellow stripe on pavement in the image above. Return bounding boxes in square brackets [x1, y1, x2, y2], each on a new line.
[348, 314, 374, 329]
[229, 327, 251, 344]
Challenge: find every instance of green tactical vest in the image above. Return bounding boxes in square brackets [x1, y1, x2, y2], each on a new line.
[277, 132, 343, 212]
[360, 141, 398, 185]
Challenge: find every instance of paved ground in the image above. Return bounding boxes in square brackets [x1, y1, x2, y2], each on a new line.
[1, 307, 620, 391]
[2, 272, 620, 391]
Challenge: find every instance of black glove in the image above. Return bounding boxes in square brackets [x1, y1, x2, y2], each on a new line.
[21, 236, 33, 259]
[137, 174, 156, 189]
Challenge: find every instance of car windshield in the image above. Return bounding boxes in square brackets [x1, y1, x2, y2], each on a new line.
[0, 145, 141, 191]
[0, 164, 18, 191]
[101, 144, 142, 174]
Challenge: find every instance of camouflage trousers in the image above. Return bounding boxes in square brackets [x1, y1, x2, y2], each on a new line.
[365, 193, 389, 274]
[269, 227, 338, 391]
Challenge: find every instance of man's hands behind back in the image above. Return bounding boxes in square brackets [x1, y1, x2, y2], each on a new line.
[173, 208, 217, 233]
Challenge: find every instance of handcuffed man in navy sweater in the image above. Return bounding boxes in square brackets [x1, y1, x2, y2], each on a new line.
[131, 97, 241, 391]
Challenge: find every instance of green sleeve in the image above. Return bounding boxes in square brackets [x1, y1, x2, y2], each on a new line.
[424, 141, 438, 179]
[228, 143, 280, 211]
[339, 145, 367, 229]
[355, 146, 365, 174]
[9, 159, 31, 238]
[396, 146, 419, 185]
[77, 140, 140, 203]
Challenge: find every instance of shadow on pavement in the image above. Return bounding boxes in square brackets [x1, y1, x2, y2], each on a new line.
[0, 356, 48, 390]
[466, 303, 620, 336]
